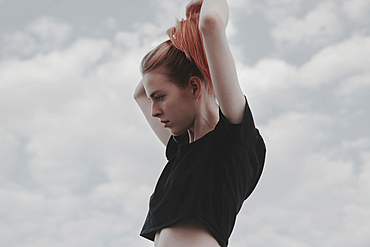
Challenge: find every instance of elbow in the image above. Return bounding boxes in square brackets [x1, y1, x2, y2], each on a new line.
[133, 89, 139, 101]
[134, 80, 146, 101]
[134, 90, 144, 102]
[133, 90, 140, 101]
[199, 13, 226, 35]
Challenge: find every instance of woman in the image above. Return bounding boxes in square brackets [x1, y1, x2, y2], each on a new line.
[134, 0, 266, 246]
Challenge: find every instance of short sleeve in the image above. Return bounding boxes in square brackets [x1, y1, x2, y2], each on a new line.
[216, 96, 260, 147]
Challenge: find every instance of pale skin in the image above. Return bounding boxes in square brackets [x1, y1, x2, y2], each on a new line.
[134, 0, 245, 246]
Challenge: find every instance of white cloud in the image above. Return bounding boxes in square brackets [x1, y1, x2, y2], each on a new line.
[1, 17, 72, 57]
[115, 31, 141, 49]
[102, 17, 117, 30]
[271, 1, 342, 46]
[235, 58, 301, 121]
[359, 152, 370, 200]
[300, 153, 353, 194]
[1, 31, 38, 57]
[298, 34, 370, 87]
[341, 137, 370, 150]
[1, 1, 370, 246]
[227, 109, 369, 246]
[327, 203, 370, 246]
[0, 38, 111, 118]
[228, 0, 252, 11]
[27, 16, 72, 42]
[233, 205, 315, 247]
[0, 184, 152, 247]
[261, 112, 332, 168]
[235, 34, 369, 107]
[226, 18, 238, 38]
[341, 0, 370, 21]
[265, 0, 302, 22]
[225, 29, 370, 246]
[238, 58, 297, 93]
[0, 13, 165, 245]
[155, 0, 187, 27]
[336, 72, 370, 96]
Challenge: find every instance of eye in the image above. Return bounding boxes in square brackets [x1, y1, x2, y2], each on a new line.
[155, 95, 164, 101]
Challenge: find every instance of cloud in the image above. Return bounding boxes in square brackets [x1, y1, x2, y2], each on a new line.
[324, 152, 370, 246]
[298, 34, 370, 87]
[226, 30, 370, 246]
[0, 39, 111, 117]
[359, 152, 370, 199]
[1, 31, 38, 57]
[264, 0, 302, 22]
[1, 1, 370, 246]
[0, 13, 166, 246]
[341, 0, 370, 21]
[271, 1, 342, 46]
[102, 17, 117, 30]
[1, 16, 72, 58]
[228, 111, 370, 246]
[228, 0, 252, 11]
[236, 34, 370, 116]
[336, 72, 370, 96]
[238, 58, 297, 93]
[27, 16, 72, 42]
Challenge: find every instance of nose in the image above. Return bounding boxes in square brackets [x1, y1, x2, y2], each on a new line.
[151, 102, 162, 118]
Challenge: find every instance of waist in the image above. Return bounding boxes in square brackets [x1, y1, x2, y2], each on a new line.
[154, 219, 220, 247]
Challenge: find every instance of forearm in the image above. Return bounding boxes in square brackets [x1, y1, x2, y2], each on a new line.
[133, 79, 171, 145]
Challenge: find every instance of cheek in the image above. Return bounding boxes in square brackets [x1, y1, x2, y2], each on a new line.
[167, 90, 195, 119]
[176, 100, 196, 120]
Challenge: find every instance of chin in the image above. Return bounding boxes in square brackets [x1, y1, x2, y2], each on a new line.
[170, 128, 187, 136]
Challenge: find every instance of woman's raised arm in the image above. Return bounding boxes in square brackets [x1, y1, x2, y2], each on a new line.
[134, 80, 171, 145]
[198, 0, 246, 124]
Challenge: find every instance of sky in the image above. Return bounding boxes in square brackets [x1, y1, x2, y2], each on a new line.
[0, 0, 370, 246]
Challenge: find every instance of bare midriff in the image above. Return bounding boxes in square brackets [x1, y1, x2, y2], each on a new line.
[154, 218, 221, 247]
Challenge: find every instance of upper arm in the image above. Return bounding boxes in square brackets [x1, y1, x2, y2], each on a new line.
[134, 81, 171, 146]
[199, 1, 246, 124]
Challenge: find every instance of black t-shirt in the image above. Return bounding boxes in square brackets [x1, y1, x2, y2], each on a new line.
[140, 98, 266, 247]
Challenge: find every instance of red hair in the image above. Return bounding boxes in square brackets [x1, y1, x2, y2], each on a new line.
[141, 1, 213, 94]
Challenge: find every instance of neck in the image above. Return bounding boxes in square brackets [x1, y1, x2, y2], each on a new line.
[188, 96, 219, 143]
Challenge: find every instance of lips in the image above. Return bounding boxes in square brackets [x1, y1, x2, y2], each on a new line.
[161, 120, 169, 127]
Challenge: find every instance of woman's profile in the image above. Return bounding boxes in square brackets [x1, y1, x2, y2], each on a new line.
[134, 0, 266, 246]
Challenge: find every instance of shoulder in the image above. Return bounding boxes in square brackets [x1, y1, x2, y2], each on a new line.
[215, 97, 260, 147]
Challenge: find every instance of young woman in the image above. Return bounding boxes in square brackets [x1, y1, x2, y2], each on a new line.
[134, 0, 266, 246]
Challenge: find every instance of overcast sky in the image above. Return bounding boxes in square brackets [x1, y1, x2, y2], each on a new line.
[1, 0, 370, 246]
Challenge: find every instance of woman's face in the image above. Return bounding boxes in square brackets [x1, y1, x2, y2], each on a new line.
[142, 70, 197, 136]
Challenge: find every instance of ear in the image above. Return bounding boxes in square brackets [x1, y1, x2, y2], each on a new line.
[188, 76, 202, 100]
